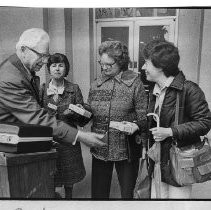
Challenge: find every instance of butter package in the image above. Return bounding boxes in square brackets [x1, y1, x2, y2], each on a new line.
[65, 104, 92, 127]
[69, 104, 92, 118]
[109, 121, 134, 134]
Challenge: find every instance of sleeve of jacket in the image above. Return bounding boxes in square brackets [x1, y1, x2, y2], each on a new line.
[74, 84, 91, 127]
[0, 80, 78, 144]
[133, 78, 148, 147]
[171, 81, 211, 142]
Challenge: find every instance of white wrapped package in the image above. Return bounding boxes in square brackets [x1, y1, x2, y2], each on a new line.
[69, 104, 92, 118]
[109, 121, 134, 133]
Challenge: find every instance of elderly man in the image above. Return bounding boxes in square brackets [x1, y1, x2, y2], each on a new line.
[0, 28, 105, 148]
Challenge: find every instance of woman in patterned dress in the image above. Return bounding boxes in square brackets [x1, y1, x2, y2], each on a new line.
[41, 53, 86, 199]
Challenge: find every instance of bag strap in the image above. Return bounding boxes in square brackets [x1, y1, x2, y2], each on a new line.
[175, 80, 187, 125]
[172, 92, 180, 146]
[175, 91, 180, 126]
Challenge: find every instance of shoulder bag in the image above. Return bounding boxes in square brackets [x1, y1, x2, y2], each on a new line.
[170, 92, 211, 186]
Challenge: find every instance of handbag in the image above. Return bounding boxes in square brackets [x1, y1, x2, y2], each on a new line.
[134, 156, 151, 199]
[169, 92, 211, 186]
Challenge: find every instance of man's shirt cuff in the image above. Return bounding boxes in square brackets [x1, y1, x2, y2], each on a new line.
[72, 130, 81, 145]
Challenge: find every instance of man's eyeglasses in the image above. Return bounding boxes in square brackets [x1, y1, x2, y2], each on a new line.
[25, 46, 50, 62]
[98, 60, 116, 69]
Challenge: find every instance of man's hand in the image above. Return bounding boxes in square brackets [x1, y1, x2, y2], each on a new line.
[77, 130, 107, 147]
[63, 109, 73, 116]
[75, 104, 84, 109]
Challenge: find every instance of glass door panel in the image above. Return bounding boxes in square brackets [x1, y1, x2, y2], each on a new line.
[101, 27, 129, 46]
[96, 21, 133, 78]
[134, 18, 176, 90]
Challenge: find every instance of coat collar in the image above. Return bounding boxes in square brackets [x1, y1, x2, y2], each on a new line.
[97, 70, 138, 87]
[169, 71, 186, 90]
[149, 71, 186, 92]
[9, 54, 41, 104]
[9, 54, 33, 82]
[46, 79, 75, 93]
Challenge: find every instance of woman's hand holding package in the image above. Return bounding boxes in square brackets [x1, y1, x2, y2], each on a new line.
[63, 104, 84, 116]
[110, 121, 139, 135]
[149, 127, 173, 142]
[121, 121, 139, 135]
[63, 108, 73, 116]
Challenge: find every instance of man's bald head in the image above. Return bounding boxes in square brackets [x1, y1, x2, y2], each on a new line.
[16, 28, 50, 72]
[16, 28, 50, 51]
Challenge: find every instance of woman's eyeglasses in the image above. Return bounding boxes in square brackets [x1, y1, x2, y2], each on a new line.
[98, 60, 116, 69]
[25, 46, 50, 62]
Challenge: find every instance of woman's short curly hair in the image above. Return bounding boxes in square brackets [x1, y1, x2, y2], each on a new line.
[98, 41, 130, 71]
[47, 53, 70, 77]
[143, 40, 180, 77]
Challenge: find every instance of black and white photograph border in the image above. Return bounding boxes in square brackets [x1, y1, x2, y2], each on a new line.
[0, 201, 211, 210]
[0, 0, 211, 209]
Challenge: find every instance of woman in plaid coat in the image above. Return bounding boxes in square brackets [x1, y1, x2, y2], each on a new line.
[88, 41, 148, 199]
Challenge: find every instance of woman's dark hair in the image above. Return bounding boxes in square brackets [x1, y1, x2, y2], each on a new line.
[98, 41, 130, 71]
[143, 40, 180, 77]
[47, 53, 70, 77]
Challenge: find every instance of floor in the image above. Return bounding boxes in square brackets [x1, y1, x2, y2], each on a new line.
[56, 143, 211, 199]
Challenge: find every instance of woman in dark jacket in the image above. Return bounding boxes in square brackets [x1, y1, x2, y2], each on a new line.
[88, 40, 148, 199]
[142, 40, 211, 198]
[41, 53, 86, 199]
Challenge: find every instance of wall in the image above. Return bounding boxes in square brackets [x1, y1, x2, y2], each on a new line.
[177, 9, 211, 108]
[0, 7, 43, 62]
[177, 9, 202, 83]
[47, 8, 90, 101]
[72, 8, 90, 101]
[0, 7, 45, 83]
[47, 8, 66, 54]
[199, 9, 211, 108]
[44, 8, 66, 83]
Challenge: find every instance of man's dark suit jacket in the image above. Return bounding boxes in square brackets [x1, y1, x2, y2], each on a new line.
[0, 54, 78, 143]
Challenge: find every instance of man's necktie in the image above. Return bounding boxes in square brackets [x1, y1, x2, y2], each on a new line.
[31, 73, 41, 104]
